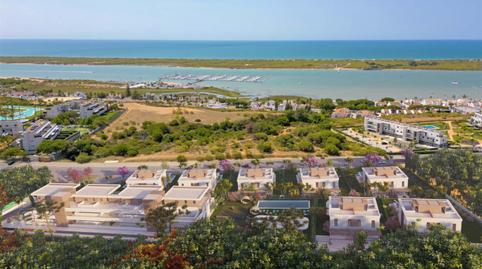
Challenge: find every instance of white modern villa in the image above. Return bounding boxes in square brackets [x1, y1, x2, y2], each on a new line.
[327, 196, 381, 238]
[178, 169, 218, 190]
[357, 166, 408, 191]
[125, 168, 167, 189]
[2, 180, 214, 236]
[162, 186, 214, 228]
[297, 167, 339, 192]
[237, 168, 276, 192]
[364, 116, 448, 147]
[0, 119, 23, 136]
[397, 198, 462, 233]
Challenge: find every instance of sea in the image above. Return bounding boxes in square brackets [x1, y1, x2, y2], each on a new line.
[0, 40, 481, 59]
[0, 40, 481, 99]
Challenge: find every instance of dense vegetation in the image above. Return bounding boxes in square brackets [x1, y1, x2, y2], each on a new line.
[1, 56, 481, 71]
[0, 219, 480, 268]
[0, 166, 51, 204]
[405, 150, 482, 215]
[43, 110, 383, 162]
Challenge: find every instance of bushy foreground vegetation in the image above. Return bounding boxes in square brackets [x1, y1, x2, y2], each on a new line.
[0, 219, 480, 269]
[405, 150, 482, 215]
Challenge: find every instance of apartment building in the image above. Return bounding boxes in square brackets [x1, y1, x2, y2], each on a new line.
[364, 116, 448, 147]
[21, 120, 61, 153]
[178, 169, 218, 190]
[237, 168, 276, 192]
[126, 168, 167, 189]
[45, 101, 79, 119]
[162, 186, 214, 228]
[80, 102, 108, 119]
[358, 166, 408, 190]
[297, 167, 339, 192]
[327, 196, 381, 238]
[470, 112, 482, 129]
[397, 198, 462, 233]
[0, 119, 23, 136]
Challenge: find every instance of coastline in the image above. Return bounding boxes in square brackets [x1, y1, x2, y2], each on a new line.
[0, 56, 481, 71]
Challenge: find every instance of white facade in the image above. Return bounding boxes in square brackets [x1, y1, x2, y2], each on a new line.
[0, 120, 23, 136]
[327, 196, 381, 233]
[125, 169, 167, 189]
[470, 112, 482, 129]
[359, 166, 408, 190]
[21, 120, 61, 153]
[364, 116, 448, 147]
[45, 101, 79, 119]
[237, 168, 276, 191]
[297, 167, 339, 191]
[163, 186, 214, 228]
[398, 198, 462, 233]
[80, 102, 108, 119]
[178, 169, 218, 190]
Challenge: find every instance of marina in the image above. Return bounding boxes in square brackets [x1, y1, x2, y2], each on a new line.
[160, 74, 262, 83]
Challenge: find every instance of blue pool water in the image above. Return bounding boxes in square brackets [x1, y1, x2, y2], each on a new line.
[0, 106, 42, 120]
[423, 125, 439, 129]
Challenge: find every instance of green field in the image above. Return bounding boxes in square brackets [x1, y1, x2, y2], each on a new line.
[1, 56, 481, 71]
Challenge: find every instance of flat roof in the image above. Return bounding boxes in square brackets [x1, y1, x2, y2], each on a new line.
[164, 186, 209, 200]
[73, 184, 120, 198]
[117, 186, 163, 199]
[31, 183, 79, 197]
[257, 200, 310, 210]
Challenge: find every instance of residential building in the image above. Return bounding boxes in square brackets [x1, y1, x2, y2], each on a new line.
[364, 116, 448, 147]
[327, 196, 381, 238]
[79, 102, 108, 119]
[358, 166, 408, 191]
[0, 119, 23, 136]
[253, 200, 310, 216]
[331, 108, 351, 118]
[2, 183, 164, 236]
[178, 169, 218, 190]
[21, 120, 61, 153]
[45, 101, 79, 119]
[237, 168, 276, 192]
[297, 167, 339, 192]
[470, 112, 482, 129]
[125, 169, 167, 189]
[397, 198, 462, 233]
[162, 186, 214, 228]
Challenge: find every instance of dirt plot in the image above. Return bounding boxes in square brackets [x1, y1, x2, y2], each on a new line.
[105, 102, 271, 133]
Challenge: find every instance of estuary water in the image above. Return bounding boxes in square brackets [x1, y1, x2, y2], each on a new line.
[1, 63, 481, 99]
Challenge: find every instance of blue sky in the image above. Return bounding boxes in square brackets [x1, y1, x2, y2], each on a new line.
[1, 0, 481, 40]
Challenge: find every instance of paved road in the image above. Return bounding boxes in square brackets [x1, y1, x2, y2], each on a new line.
[0, 155, 403, 183]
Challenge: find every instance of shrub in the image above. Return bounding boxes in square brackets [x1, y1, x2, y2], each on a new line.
[297, 140, 314, 152]
[257, 142, 273, 153]
[75, 152, 92, 163]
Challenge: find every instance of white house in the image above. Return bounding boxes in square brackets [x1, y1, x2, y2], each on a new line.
[237, 168, 276, 192]
[364, 116, 448, 147]
[162, 186, 214, 228]
[327, 196, 381, 238]
[397, 198, 462, 233]
[470, 112, 482, 129]
[21, 120, 61, 153]
[297, 167, 339, 192]
[125, 169, 167, 189]
[358, 166, 408, 191]
[178, 169, 218, 190]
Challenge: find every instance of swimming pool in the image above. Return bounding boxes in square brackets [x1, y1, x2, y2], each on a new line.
[422, 125, 439, 130]
[0, 106, 43, 120]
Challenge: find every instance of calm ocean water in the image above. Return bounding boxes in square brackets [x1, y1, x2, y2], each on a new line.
[1, 63, 481, 99]
[0, 40, 481, 59]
